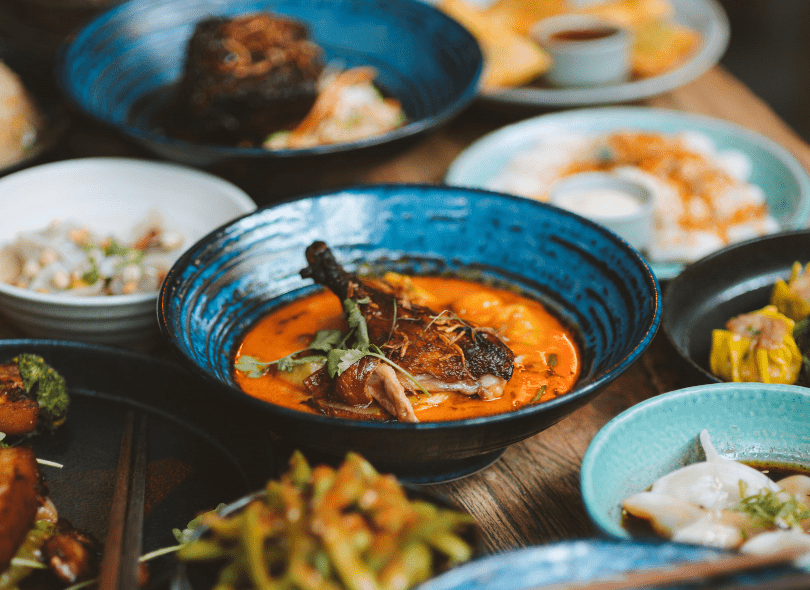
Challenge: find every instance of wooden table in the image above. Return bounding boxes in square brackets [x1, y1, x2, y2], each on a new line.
[2, 64, 809, 556]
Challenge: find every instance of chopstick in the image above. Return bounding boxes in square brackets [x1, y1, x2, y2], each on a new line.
[530, 546, 810, 590]
[97, 409, 149, 590]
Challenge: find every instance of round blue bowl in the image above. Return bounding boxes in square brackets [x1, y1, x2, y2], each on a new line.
[54, 0, 482, 167]
[158, 184, 661, 482]
[581, 382, 810, 539]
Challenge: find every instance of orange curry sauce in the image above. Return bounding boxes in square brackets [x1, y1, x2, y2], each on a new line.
[234, 276, 580, 422]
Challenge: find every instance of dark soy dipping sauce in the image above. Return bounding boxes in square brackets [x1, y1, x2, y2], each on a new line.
[549, 27, 618, 43]
[621, 460, 810, 538]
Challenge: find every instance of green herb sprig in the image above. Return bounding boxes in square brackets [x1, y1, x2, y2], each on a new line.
[236, 296, 431, 396]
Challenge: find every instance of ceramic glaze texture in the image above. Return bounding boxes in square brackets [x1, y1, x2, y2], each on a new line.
[55, 0, 482, 166]
[159, 185, 660, 482]
[581, 382, 810, 539]
[416, 539, 794, 590]
[664, 230, 810, 383]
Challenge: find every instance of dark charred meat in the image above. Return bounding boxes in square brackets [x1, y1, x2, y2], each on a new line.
[0, 447, 41, 571]
[0, 361, 38, 436]
[42, 524, 102, 585]
[300, 241, 515, 423]
[172, 12, 324, 145]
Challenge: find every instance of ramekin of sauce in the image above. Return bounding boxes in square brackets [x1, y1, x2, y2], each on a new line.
[531, 14, 631, 87]
[549, 172, 653, 252]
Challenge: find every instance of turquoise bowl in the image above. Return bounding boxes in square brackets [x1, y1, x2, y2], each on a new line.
[445, 107, 810, 280]
[581, 382, 810, 539]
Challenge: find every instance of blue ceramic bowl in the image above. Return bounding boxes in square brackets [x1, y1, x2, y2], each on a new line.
[158, 184, 661, 482]
[55, 0, 482, 167]
[416, 539, 798, 590]
[581, 382, 810, 539]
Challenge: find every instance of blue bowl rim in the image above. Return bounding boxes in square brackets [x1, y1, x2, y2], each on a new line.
[580, 381, 810, 538]
[158, 182, 663, 432]
[53, 0, 484, 160]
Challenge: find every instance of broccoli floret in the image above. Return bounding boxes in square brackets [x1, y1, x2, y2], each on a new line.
[13, 354, 69, 431]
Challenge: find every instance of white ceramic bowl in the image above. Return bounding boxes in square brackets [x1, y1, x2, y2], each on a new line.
[531, 14, 631, 87]
[549, 172, 654, 252]
[0, 158, 256, 346]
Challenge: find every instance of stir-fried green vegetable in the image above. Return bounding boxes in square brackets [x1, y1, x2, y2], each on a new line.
[177, 452, 475, 590]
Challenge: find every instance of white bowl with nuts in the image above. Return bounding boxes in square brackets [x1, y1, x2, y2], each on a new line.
[0, 158, 256, 346]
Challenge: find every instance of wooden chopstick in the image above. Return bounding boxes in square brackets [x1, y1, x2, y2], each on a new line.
[531, 546, 810, 590]
[97, 410, 149, 590]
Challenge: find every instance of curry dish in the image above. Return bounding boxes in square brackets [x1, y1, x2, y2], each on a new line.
[234, 243, 580, 422]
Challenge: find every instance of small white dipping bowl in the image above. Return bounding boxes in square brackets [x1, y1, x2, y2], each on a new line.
[532, 14, 631, 87]
[0, 158, 256, 346]
[550, 172, 653, 252]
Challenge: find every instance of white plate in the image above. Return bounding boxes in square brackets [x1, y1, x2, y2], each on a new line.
[480, 0, 730, 107]
[445, 107, 810, 280]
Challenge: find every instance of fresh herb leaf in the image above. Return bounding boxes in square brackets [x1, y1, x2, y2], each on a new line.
[234, 355, 272, 379]
[277, 354, 326, 373]
[547, 353, 558, 367]
[328, 348, 368, 378]
[15, 354, 68, 430]
[308, 329, 344, 352]
[344, 297, 371, 348]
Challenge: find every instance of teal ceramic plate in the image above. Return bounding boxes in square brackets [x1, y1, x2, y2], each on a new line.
[478, 0, 729, 107]
[580, 382, 810, 539]
[445, 107, 810, 280]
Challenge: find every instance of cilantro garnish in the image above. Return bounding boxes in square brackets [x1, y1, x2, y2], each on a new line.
[235, 296, 431, 396]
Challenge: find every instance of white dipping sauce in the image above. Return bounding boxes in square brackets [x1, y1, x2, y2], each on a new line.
[554, 186, 642, 218]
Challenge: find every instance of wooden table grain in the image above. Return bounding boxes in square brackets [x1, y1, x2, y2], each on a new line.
[2, 64, 808, 556]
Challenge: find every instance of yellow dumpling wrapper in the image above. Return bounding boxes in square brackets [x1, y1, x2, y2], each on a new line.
[771, 261, 810, 323]
[710, 305, 801, 385]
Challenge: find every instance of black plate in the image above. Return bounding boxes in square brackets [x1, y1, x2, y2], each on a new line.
[0, 339, 275, 589]
[663, 230, 810, 383]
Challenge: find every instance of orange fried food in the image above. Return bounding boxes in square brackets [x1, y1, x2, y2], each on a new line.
[631, 19, 701, 78]
[438, 0, 552, 88]
[0, 447, 40, 570]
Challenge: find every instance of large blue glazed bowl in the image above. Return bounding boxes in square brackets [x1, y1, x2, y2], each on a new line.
[581, 382, 810, 539]
[158, 184, 661, 482]
[55, 0, 482, 167]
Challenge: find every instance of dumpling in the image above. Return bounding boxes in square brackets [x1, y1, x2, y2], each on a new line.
[771, 261, 810, 323]
[710, 305, 801, 384]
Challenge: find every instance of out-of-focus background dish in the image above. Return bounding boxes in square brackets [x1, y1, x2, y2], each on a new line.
[415, 539, 800, 590]
[54, 0, 483, 168]
[158, 184, 660, 483]
[663, 230, 810, 385]
[580, 381, 810, 541]
[0, 40, 68, 176]
[0, 338, 274, 589]
[0, 158, 255, 346]
[445, 107, 810, 280]
[436, 0, 729, 107]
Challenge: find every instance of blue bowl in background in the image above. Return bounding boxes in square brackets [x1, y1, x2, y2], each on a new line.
[158, 184, 661, 482]
[54, 0, 482, 168]
[581, 382, 810, 540]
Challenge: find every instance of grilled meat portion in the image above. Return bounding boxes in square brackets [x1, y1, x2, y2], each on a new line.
[173, 12, 324, 145]
[0, 361, 38, 436]
[0, 447, 41, 571]
[300, 241, 515, 422]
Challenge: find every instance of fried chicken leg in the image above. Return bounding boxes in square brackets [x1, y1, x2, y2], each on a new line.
[300, 241, 515, 422]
